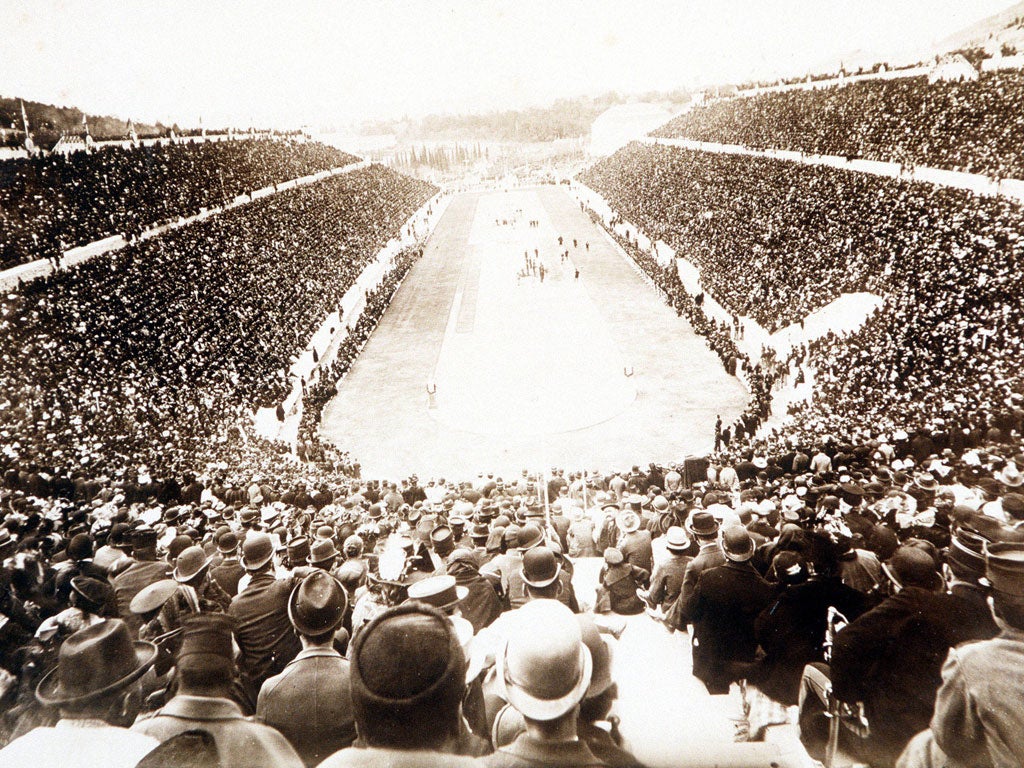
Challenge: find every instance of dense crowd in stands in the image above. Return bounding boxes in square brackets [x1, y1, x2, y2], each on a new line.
[0, 165, 436, 487]
[0, 138, 360, 269]
[652, 69, 1024, 180]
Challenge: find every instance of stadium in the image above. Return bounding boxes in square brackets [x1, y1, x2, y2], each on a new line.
[2, 2, 1024, 766]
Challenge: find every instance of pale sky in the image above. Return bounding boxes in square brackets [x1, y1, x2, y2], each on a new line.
[0, 1, 1014, 129]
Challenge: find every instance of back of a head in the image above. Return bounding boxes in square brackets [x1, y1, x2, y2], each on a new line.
[350, 602, 465, 750]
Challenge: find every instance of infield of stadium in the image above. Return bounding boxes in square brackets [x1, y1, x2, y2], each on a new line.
[319, 185, 747, 478]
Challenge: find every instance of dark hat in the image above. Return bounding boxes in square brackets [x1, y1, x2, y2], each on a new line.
[241, 532, 275, 570]
[131, 526, 158, 550]
[521, 547, 561, 588]
[883, 546, 942, 591]
[286, 536, 311, 563]
[67, 533, 93, 561]
[216, 531, 239, 555]
[177, 613, 236, 673]
[947, 528, 989, 577]
[1003, 494, 1024, 522]
[308, 538, 339, 565]
[350, 603, 465, 742]
[36, 619, 156, 706]
[315, 525, 336, 540]
[130, 579, 179, 615]
[687, 511, 720, 537]
[173, 545, 212, 583]
[405, 574, 468, 612]
[721, 526, 754, 562]
[168, 535, 194, 562]
[430, 525, 455, 557]
[70, 576, 111, 614]
[772, 551, 808, 585]
[985, 541, 1024, 598]
[288, 571, 348, 636]
[517, 523, 545, 551]
[239, 508, 259, 526]
[470, 522, 491, 541]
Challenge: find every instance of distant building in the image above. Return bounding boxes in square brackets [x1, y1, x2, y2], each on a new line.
[928, 53, 979, 83]
[589, 103, 673, 157]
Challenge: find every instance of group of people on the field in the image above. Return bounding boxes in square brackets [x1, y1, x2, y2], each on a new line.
[0, 138, 360, 269]
[0, 166, 437, 491]
[653, 68, 1024, 180]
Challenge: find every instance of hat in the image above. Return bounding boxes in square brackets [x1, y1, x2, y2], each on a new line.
[497, 599, 592, 721]
[430, 525, 455, 557]
[242, 532, 275, 570]
[405, 575, 468, 612]
[343, 534, 365, 556]
[286, 536, 311, 563]
[1003, 494, 1024, 521]
[36, 619, 157, 706]
[350, 603, 465, 741]
[308, 538, 339, 565]
[67, 533, 93, 561]
[665, 526, 690, 552]
[603, 547, 624, 566]
[616, 511, 641, 534]
[721, 526, 754, 562]
[288, 571, 348, 636]
[173, 545, 212, 583]
[70, 577, 111, 614]
[772, 551, 808, 585]
[686, 511, 719, 537]
[216, 531, 239, 555]
[470, 522, 490, 541]
[752, 456, 768, 469]
[985, 541, 1024, 597]
[176, 613, 236, 674]
[129, 579, 179, 615]
[997, 464, 1024, 488]
[883, 546, 942, 591]
[131, 526, 158, 550]
[947, 528, 988, 577]
[913, 473, 939, 492]
[239, 508, 259, 526]
[577, 615, 613, 699]
[516, 524, 545, 551]
[521, 547, 561, 588]
[315, 525, 335, 540]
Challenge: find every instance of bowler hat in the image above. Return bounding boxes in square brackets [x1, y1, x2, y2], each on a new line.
[216, 531, 239, 555]
[883, 546, 942, 591]
[665, 526, 691, 552]
[241, 532, 275, 570]
[686, 511, 719, 537]
[497, 599, 592, 721]
[516, 523, 544, 551]
[288, 571, 348, 635]
[173, 545, 212, 583]
[521, 547, 561, 588]
[36, 619, 156, 706]
[721, 526, 754, 563]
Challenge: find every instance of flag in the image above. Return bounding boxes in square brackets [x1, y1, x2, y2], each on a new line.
[127, 118, 139, 144]
[20, 101, 34, 152]
[82, 113, 90, 136]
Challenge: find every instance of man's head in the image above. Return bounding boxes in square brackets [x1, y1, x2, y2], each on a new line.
[288, 570, 348, 644]
[175, 614, 237, 695]
[349, 603, 466, 750]
[985, 541, 1024, 629]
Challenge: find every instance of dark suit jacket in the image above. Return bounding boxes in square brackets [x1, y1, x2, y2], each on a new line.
[666, 542, 725, 628]
[648, 552, 691, 613]
[211, 558, 246, 598]
[257, 647, 356, 767]
[112, 559, 172, 634]
[617, 530, 653, 575]
[685, 560, 773, 694]
[229, 571, 302, 712]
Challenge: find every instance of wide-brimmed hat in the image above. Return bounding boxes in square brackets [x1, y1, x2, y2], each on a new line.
[405, 574, 468, 612]
[721, 526, 754, 562]
[997, 464, 1024, 488]
[686, 511, 720, 537]
[242, 532, 275, 570]
[616, 510, 641, 534]
[914, 473, 939, 492]
[665, 526, 691, 552]
[521, 547, 561, 588]
[36, 619, 156, 707]
[288, 571, 348, 635]
[308, 538, 339, 565]
[496, 600, 592, 721]
[173, 545, 213, 583]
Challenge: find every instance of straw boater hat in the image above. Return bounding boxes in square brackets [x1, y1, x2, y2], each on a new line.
[405, 575, 469, 612]
[664, 526, 690, 552]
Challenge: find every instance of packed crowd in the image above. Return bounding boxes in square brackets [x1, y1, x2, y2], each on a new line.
[2, 425, 1024, 766]
[0, 165, 437, 487]
[652, 69, 1024, 180]
[0, 138, 360, 269]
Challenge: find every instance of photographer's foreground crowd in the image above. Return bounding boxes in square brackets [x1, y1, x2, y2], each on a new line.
[3, 433, 1024, 766]
[652, 69, 1024, 181]
[0, 165, 436, 488]
[0, 138, 360, 269]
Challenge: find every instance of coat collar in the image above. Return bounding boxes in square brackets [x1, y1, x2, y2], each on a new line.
[158, 695, 245, 721]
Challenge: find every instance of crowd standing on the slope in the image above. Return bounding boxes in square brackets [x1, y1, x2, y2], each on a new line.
[652, 69, 1024, 180]
[0, 138, 360, 270]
